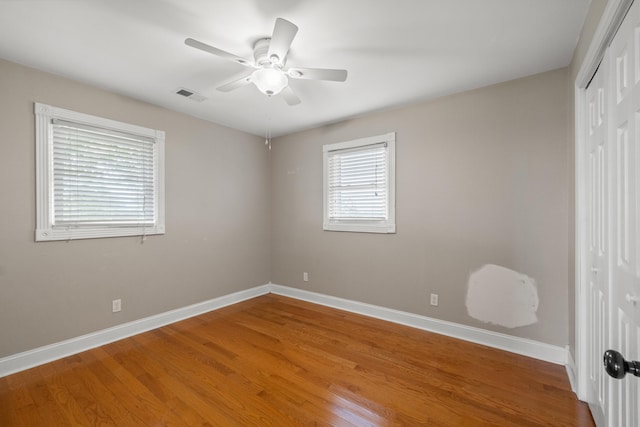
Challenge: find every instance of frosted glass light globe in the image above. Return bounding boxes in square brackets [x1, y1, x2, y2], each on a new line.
[252, 68, 288, 96]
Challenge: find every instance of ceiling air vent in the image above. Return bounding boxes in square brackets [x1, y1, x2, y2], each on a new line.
[175, 88, 207, 102]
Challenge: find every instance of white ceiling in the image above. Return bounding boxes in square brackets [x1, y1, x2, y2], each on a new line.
[0, 0, 591, 137]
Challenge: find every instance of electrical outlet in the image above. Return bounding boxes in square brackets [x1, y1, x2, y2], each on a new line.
[112, 299, 122, 313]
[430, 293, 439, 307]
[303, 272, 309, 282]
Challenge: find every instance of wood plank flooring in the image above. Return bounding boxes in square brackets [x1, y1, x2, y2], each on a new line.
[0, 294, 594, 426]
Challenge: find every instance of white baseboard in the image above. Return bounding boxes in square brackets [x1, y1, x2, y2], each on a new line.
[0, 285, 270, 378]
[565, 346, 577, 393]
[1, 282, 569, 378]
[269, 284, 569, 365]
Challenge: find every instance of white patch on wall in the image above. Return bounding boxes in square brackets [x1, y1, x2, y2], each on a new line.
[466, 264, 539, 328]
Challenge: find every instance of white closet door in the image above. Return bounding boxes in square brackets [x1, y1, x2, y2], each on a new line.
[607, 0, 640, 425]
[585, 49, 608, 427]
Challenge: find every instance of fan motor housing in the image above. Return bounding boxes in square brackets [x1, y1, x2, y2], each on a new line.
[253, 38, 270, 66]
[253, 38, 280, 67]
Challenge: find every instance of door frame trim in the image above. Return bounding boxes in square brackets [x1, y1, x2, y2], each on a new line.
[575, 0, 633, 402]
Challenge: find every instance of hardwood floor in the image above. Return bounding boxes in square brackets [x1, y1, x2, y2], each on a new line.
[1, 294, 594, 426]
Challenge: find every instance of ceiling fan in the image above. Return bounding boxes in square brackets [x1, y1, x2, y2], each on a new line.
[185, 18, 348, 106]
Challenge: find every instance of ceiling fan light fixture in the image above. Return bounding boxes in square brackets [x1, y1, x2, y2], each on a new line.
[252, 68, 288, 96]
[186, 17, 347, 105]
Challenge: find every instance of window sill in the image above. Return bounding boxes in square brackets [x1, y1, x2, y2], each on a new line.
[35, 226, 165, 242]
[323, 222, 396, 234]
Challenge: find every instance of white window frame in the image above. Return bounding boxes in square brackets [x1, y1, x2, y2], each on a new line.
[34, 102, 165, 242]
[323, 132, 396, 233]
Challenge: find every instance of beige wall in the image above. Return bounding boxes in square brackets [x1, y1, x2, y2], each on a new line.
[271, 68, 569, 346]
[0, 59, 271, 358]
[2, 7, 602, 357]
[566, 0, 609, 359]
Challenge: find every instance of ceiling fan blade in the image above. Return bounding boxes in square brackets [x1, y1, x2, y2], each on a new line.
[282, 86, 301, 106]
[267, 18, 298, 65]
[287, 67, 348, 82]
[217, 73, 253, 92]
[185, 38, 253, 67]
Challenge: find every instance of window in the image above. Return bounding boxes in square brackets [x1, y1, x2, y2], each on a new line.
[35, 103, 165, 241]
[323, 132, 396, 233]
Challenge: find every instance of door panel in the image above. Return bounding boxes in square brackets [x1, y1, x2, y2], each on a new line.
[607, 1, 640, 425]
[585, 45, 608, 427]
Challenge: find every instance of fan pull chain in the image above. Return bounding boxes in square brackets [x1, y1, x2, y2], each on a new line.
[265, 97, 272, 151]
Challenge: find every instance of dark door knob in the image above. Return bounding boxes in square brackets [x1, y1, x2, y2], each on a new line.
[604, 349, 640, 379]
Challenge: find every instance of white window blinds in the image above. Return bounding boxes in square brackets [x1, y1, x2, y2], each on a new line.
[327, 143, 388, 220]
[52, 120, 157, 227]
[323, 132, 396, 233]
[35, 103, 165, 241]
